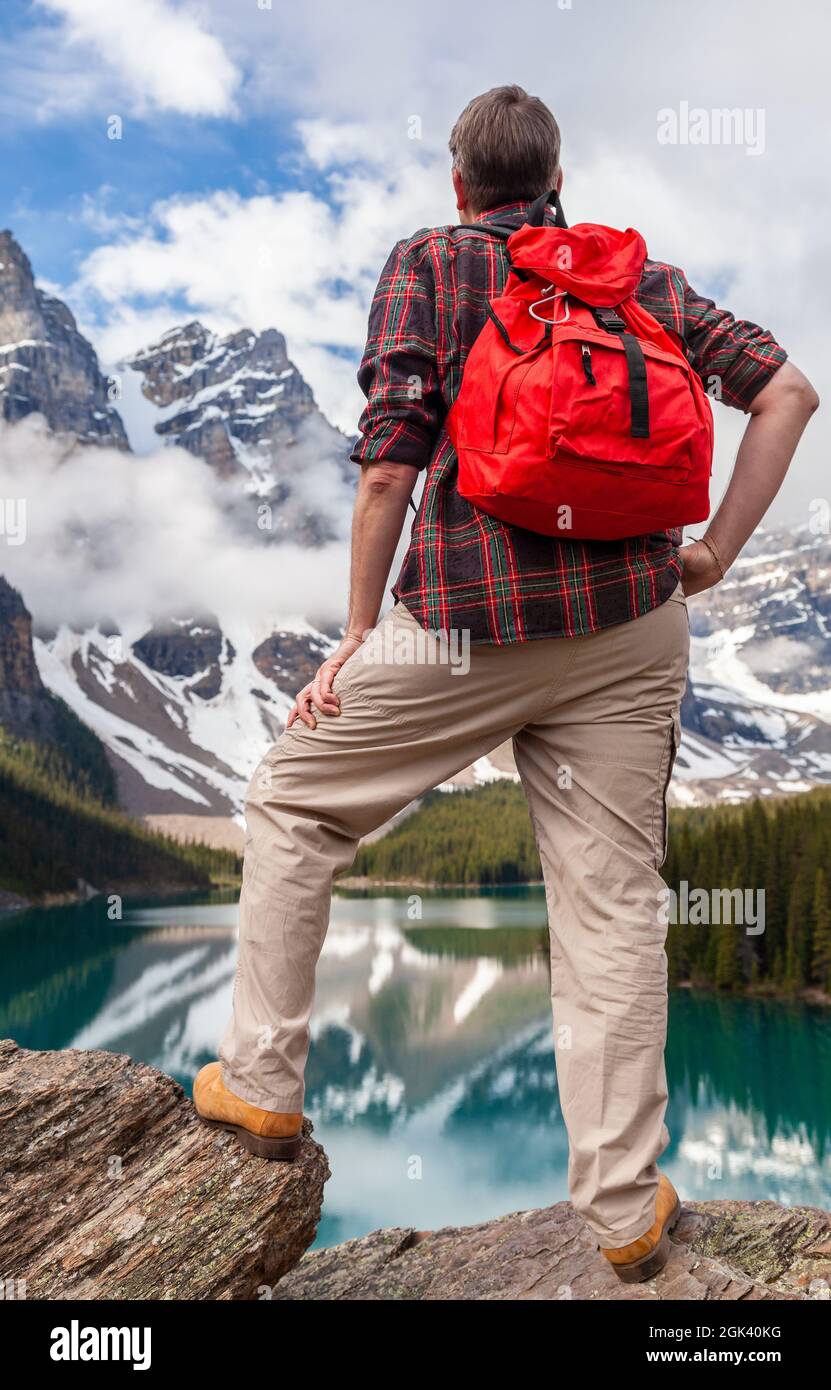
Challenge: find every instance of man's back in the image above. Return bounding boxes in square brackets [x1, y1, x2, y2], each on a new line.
[352, 199, 785, 641]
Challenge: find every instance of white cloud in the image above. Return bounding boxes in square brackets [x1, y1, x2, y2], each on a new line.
[36, 0, 240, 117]
[297, 119, 386, 170]
[0, 415, 350, 633]
[77, 187, 143, 235]
[71, 159, 454, 431]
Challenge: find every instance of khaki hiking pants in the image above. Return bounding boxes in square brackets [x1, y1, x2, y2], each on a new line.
[220, 586, 689, 1247]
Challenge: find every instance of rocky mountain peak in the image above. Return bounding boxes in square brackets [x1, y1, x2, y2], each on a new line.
[0, 575, 70, 749]
[123, 318, 353, 541]
[125, 321, 312, 419]
[0, 231, 42, 340]
[0, 230, 128, 449]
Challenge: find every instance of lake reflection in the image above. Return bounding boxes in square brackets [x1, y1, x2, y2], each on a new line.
[2, 886, 829, 1248]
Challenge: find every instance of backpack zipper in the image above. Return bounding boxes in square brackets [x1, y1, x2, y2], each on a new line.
[581, 343, 596, 385]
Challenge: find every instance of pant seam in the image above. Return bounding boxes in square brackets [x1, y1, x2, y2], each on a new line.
[537, 633, 582, 714]
[652, 716, 679, 869]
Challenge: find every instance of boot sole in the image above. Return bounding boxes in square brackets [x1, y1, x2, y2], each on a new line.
[608, 1196, 682, 1284]
[197, 1114, 302, 1161]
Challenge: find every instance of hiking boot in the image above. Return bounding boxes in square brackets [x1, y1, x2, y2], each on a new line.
[193, 1061, 302, 1160]
[599, 1174, 682, 1283]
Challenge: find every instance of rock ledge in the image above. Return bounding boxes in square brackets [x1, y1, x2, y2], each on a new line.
[0, 1040, 329, 1300]
[274, 1199, 831, 1301]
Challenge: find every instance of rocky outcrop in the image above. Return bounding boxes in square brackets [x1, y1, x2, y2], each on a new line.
[274, 1200, 831, 1302]
[252, 629, 332, 695]
[1, 1040, 828, 1302]
[0, 1041, 329, 1300]
[0, 576, 46, 733]
[0, 577, 116, 802]
[0, 231, 127, 448]
[133, 615, 226, 701]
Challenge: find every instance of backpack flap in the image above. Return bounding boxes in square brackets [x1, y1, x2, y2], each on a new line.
[506, 223, 648, 308]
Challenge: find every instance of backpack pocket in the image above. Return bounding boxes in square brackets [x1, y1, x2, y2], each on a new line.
[449, 317, 550, 455]
[547, 327, 708, 484]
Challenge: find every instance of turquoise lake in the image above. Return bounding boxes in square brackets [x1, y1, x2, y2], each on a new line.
[2, 886, 829, 1248]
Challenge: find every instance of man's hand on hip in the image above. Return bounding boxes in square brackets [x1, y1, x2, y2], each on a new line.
[677, 538, 723, 597]
[287, 460, 419, 731]
[287, 633, 364, 730]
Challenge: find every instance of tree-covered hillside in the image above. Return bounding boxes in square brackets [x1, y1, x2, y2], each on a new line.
[0, 731, 240, 900]
[355, 783, 540, 885]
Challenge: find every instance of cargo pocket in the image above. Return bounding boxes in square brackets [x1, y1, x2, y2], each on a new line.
[654, 711, 681, 869]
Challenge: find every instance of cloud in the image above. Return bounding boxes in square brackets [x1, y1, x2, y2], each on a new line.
[35, 0, 240, 118]
[297, 119, 388, 170]
[77, 187, 144, 236]
[0, 415, 351, 634]
[71, 161, 454, 432]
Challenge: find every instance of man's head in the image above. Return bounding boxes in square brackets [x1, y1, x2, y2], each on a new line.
[449, 85, 562, 221]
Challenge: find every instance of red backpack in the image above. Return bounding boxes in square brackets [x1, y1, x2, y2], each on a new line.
[446, 190, 713, 540]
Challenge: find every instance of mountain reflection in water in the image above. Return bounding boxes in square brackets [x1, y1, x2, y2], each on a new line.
[1, 885, 829, 1248]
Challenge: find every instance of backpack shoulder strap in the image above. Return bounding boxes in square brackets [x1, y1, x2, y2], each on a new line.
[527, 188, 568, 228]
[450, 221, 515, 242]
[589, 306, 650, 440]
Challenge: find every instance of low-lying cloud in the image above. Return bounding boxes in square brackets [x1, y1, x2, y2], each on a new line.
[0, 415, 353, 638]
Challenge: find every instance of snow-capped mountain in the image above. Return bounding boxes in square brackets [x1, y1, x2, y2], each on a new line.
[0, 229, 353, 837]
[0, 231, 127, 448]
[33, 612, 334, 820]
[120, 320, 354, 544]
[673, 526, 831, 803]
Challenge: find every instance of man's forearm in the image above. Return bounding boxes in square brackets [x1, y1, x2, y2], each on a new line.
[706, 362, 819, 570]
[346, 463, 419, 637]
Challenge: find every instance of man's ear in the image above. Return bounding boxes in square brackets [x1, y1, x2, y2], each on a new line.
[452, 167, 470, 219]
[555, 166, 564, 194]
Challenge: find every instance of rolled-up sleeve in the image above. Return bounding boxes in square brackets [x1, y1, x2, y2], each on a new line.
[681, 277, 787, 411]
[350, 238, 442, 469]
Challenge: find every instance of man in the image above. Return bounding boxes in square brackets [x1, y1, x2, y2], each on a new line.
[195, 86, 818, 1282]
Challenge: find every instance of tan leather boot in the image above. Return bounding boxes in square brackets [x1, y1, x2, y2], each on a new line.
[193, 1062, 303, 1160]
[599, 1174, 682, 1283]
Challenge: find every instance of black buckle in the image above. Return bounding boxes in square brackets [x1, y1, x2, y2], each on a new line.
[593, 306, 627, 334]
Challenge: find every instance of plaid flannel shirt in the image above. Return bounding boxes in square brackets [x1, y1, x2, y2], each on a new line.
[351, 201, 787, 643]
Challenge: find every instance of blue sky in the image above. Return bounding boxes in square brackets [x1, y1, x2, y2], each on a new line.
[0, 2, 319, 285]
[0, 0, 827, 521]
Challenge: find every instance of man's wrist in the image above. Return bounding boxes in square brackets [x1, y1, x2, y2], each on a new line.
[702, 531, 730, 577]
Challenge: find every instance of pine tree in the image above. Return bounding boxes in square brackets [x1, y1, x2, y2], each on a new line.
[784, 864, 812, 991]
[714, 867, 743, 990]
[811, 867, 831, 993]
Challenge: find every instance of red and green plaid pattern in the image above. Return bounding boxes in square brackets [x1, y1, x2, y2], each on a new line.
[352, 201, 787, 643]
